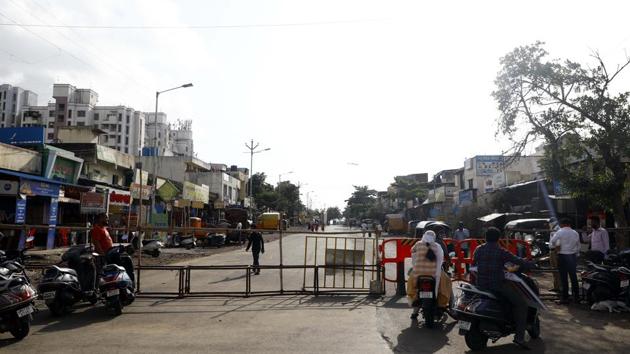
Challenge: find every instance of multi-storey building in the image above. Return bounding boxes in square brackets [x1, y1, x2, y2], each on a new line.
[0, 84, 38, 128]
[16, 83, 146, 155]
[144, 114, 194, 157]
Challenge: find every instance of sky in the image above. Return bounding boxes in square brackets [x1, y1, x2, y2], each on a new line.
[2, 0, 630, 210]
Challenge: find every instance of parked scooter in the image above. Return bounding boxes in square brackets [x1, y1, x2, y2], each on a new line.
[131, 234, 163, 258]
[165, 233, 196, 249]
[581, 261, 630, 305]
[454, 264, 545, 351]
[0, 258, 37, 340]
[98, 245, 135, 316]
[38, 244, 99, 316]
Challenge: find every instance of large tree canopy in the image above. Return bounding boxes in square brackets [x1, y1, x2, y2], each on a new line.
[493, 42, 630, 247]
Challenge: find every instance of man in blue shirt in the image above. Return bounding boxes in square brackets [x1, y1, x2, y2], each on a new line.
[473, 227, 535, 349]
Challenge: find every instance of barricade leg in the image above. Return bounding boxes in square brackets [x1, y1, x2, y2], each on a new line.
[396, 262, 406, 296]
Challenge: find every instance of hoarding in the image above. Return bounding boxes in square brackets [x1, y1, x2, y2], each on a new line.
[19, 180, 60, 197]
[458, 190, 474, 206]
[183, 181, 209, 203]
[80, 192, 107, 214]
[130, 183, 153, 200]
[49, 156, 80, 184]
[0, 127, 45, 145]
[475, 155, 504, 176]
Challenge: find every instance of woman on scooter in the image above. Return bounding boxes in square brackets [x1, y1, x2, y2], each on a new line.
[407, 230, 445, 319]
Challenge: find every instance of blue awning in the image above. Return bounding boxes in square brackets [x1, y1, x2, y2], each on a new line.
[0, 168, 88, 189]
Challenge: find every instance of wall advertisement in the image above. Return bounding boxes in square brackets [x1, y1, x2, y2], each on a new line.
[476, 155, 504, 176]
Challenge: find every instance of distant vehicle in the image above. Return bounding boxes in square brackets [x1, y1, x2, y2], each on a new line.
[414, 221, 451, 239]
[504, 218, 552, 257]
[385, 214, 406, 234]
[257, 212, 281, 230]
[407, 220, 422, 236]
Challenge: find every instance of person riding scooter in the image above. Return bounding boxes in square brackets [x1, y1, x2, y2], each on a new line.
[91, 213, 113, 257]
[407, 230, 452, 320]
[472, 227, 536, 349]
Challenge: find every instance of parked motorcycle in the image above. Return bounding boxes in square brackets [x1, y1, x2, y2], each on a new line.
[98, 245, 135, 316]
[165, 233, 196, 249]
[0, 259, 37, 340]
[38, 244, 99, 316]
[581, 261, 630, 305]
[454, 264, 545, 351]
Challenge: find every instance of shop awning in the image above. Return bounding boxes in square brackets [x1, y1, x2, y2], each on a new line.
[0, 168, 88, 189]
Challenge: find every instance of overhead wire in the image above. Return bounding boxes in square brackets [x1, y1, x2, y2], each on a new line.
[4, 0, 153, 95]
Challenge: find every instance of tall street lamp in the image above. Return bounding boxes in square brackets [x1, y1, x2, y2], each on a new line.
[245, 139, 270, 221]
[150, 83, 193, 223]
[278, 171, 294, 184]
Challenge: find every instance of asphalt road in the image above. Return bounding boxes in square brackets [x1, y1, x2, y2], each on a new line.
[2, 226, 629, 353]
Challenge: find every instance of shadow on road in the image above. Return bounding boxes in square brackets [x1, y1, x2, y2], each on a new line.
[393, 320, 456, 353]
[31, 305, 117, 333]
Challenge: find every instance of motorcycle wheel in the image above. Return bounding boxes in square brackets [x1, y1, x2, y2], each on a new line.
[107, 296, 123, 316]
[9, 316, 30, 340]
[464, 328, 488, 351]
[422, 300, 435, 328]
[152, 249, 160, 258]
[528, 316, 541, 339]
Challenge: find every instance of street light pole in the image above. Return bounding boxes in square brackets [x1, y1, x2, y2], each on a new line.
[149, 83, 193, 224]
[245, 139, 270, 221]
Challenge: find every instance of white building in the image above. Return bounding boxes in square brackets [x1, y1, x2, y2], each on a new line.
[15, 83, 146, 155]
[144, 113, 194, 157]
[0, 84, 38, 128]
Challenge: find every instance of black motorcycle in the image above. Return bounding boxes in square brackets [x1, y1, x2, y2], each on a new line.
[581, 261, 630, 305]
[38, 245, 99, 316]
[413, 276, 440, 328]
[98, 245, 135, 316]
[0, 258, 37, 340]
[454, 265, 545, 351]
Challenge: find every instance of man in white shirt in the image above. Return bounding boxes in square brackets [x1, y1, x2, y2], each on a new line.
[583, 217, 610, 263]
[549, 218, 581, 304]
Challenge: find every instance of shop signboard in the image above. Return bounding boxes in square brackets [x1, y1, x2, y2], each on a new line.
[492, 172, 506, 189]
[46, 197, 59, 249]
[19, 179, 60, 197]
[150, 213, 168, 227]
[0, 126, 45, 145]
[130, 183, 153, 200]
[49, 156, 80, 184]
[158, 181, 180, 201]
[174, 199, 191, 208]
[80, 192, 107, 214]
[0, 180, 18, 195]
[109, 191, 131, 206]
[483, 177, 494, 193]
[183, 182, 209, 203]
[15, 198, 26, 224]
[458, 190, 474, 206]
[191, 201, 205, 209]
[475, 155, 504, 176]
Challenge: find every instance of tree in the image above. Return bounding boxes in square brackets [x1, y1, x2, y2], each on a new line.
[344, 185, 377, 220]
[326, 206, 342, 221]
[493, 42, 630, 247]
[388, 176, 429, 210]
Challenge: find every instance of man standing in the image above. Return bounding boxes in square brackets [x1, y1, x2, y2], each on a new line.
[246, 231, 265, 275]
[549, 218, 581, 304]
[453, 221, 470, 257]
[583, 217, 610, 263]
[236, 221, 243, 244]
[91, 213, 113, 256]
[473, 227, 535, 349]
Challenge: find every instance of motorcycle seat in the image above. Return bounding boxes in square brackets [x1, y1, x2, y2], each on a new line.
[102, 264, 125, 273]
[53, 265, 78, 277]
[457, 284, 498, 300]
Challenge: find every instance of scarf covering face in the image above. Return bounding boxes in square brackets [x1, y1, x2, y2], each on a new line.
[420, 230, 436, 244]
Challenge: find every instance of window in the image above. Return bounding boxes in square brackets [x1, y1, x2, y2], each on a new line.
[1, 113, 3, 121]
[112, 175, 119, 185]
[12, 93, 16, 101]
[48, 122, 54, 128]
[67, 121, 72, 126]
[118, 113, 122, 121]
[125, 126, 129, 134]
[77, 122, 85, 126]
[126, 115, 130, 124]
[49, 110, 54, 117]
[68, 110, 72, 118]
[78, 110, 86, 117]
[57, 115, 64, 122]
[2, 102, 5, 110]
[125, 137, 128, 145]
[47, 133, 54, 140]
[124, 147, 128, 154]
[94, 113, 99, 120]
[117, 125, 121, 132]
[58, 103, 65, 110]
[117, 136, 121, 143]
[468, 179, 474, 189]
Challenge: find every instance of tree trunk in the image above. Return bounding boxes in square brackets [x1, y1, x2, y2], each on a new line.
[612, 196, 629, 249]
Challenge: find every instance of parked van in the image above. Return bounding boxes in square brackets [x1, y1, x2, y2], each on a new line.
[257, 212, 281, 230]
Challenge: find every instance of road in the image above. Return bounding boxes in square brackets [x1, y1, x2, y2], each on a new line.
[2, 226, 629, 353]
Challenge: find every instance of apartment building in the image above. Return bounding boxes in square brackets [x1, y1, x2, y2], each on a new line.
[0, 84, 38, 128]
